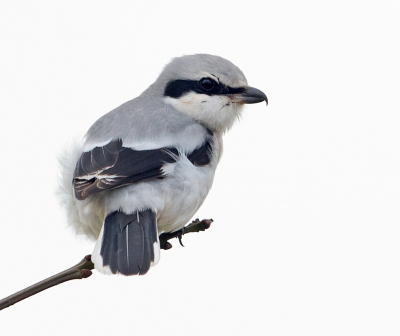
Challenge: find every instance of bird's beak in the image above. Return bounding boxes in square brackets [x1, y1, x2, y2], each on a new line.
[230, 87, 268, 106]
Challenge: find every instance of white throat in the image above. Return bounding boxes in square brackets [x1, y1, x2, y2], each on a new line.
[164, 92, 243, 133]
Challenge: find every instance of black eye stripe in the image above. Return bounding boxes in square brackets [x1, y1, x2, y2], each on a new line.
[164, 79, 244, 98]
[164, 80, 199, 98]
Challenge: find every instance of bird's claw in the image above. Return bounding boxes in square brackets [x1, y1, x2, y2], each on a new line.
[178, 228, 185, 247]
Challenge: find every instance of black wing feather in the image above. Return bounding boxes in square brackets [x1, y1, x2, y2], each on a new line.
[73, 137, 212, 201]
[187, 139, 212, 166]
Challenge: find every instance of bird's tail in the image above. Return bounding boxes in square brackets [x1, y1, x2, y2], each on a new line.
[92, 209, 160, 275]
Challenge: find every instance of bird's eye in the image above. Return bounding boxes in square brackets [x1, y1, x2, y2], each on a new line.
[200, 78, 216, 90]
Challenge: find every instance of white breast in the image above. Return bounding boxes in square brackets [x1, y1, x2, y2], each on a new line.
[157, 134, 222, 233]
[157, 157, 215, 233]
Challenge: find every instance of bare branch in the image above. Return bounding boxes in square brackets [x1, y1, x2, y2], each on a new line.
[0, 218, 214, 311]
[0, 255, 94, 311]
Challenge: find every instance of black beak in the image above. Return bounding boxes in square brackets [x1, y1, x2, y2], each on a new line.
[230, 86, 268, 106]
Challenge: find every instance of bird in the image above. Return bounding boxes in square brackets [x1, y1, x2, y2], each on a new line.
[58, 54, 268, 276]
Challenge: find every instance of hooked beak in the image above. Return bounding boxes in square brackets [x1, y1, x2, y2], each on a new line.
[230, 86, 268, 106]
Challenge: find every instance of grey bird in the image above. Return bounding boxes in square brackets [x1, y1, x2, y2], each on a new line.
[59, 54, 268, 275]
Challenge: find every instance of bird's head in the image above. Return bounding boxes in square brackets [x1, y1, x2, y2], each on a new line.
[152, 54, 267, 133]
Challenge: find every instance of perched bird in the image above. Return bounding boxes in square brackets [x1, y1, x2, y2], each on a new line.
[59, 54, 267, 276]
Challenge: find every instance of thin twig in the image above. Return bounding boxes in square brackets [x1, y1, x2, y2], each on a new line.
[0, 255, 94, 311]
[0, 218, 214, 311]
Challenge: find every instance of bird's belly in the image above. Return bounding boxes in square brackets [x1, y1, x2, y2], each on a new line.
[158, 158, 216, 233]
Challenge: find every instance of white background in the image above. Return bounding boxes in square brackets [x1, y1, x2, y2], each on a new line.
[0, 1, 399, 335]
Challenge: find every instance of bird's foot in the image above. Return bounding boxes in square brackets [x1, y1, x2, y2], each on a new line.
[161, 241, 173, 250]
[159, 218, 214, 250]
[177, 228, 185, 247]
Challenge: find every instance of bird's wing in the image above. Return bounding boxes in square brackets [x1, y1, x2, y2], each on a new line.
[73, 137, 212, 201]
[73, 139, 179, 200]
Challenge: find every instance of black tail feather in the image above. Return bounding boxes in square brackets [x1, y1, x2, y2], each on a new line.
[100, 209, 158, 275]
